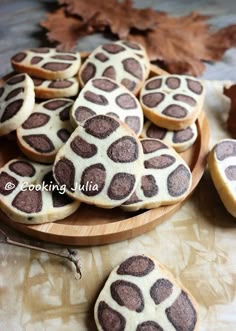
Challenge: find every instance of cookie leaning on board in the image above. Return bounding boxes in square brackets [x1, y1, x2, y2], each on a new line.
[208, 139, 236, 217]
[94, 254, 199, 331]
[0, 159, 80, 224]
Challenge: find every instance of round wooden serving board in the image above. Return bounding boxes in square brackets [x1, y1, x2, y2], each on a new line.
[0, 63, 210, 246]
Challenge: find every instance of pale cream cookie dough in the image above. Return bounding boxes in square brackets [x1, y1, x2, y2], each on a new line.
[94, 255, 199, 331]
[0, 73, 35, 136]
[140, 75, 204, 130]
[141, 121, 198, 153]
[11, 48, 81, 80]
[17, 98, 74, 163]
[208, 139, 236, 217]
[0, 158, 80, 224]
[71, 77, 144, 136]
[122, 138, 192, 212]
[53, 114, 143, 208]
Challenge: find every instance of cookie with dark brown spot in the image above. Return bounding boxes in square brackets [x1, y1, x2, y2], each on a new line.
[71, 77, 143, 136]
[140, 75, 204, 130]
[141, 121, 198, 153]
[53, 114, 143, 208]
[17, 98, 74, 163]
[208, 139, 236, 217]
[94, 255, 199, 331]
[11, 48, 81, 80]
[79, 40, 149, 95]
[0, 73, 35, 136]
[122, 138, 192, 212]
[0, 158, 79, 224]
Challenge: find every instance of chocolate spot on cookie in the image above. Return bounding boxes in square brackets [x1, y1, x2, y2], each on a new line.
[97, 301, 126, 331]
[84, 115, 119, 139]
[106, 112, 119, 119]
[122, 191, 142, 205]
[168, 164, 191, 197]
[142, 93, 164, 108]
[9, 161, 35, 177]
[30, 48, 50, 53]
[42, 62, 71, 72]
[0, 87, 4, 98]
[84, 91, 108, 105]
[121, 78, 136, 91]
[92, 78, 118, 92]
[225, 166, 236, 181]
[23, 134, 54, 153]
[0, 172, 18, 196]
[71, 136, 97, 158]
[166, 291, 197, 331]
[5, 87, 23, 101]
[108, 173, 135, 200]
[52, 190, 74, 207]
[7, 74, 25, 85]
[111, 280, 144, 312]
[107, 137, 139, 163]
[12, 52, 27, 62]
[12, 189, 42, 213]
[116, 93, 137, 109]
[22, 113, 50, 129]
[146, 78, 162, 90]
[166, 77, 180, 89]
[173, 127, 194, 143]
[187, 79, 203, 95]
[80, 163, 106, 196]
[59, 107, 70, 121]
[95, 52, 109, 62]
[102, 66, 116, 80]
[122, 41, 141, 50]
[144, 155, 175, 169]
[173, 94, 196, 106]
[136, 321, 163, 331]
[51, 55, 77, 61]
[141, 175, 158, 197]
[141, 140, 167, 154]
[150, 279, 173, 305]
[32, 77, 44, 86]
[74, 106, 95, 122]
[1, 99, 23, 122]
[44, 99, 68, 110]
[122, 58, 143, 80]
[215, 140, 236, 161]
[57, 129, 70, 142]
[30, 56, 43, 65]
[103, 43, 125, 54]
[162, 105, 187, 118]
[49, 80, 73, 89]
[81, 62, 96, 83]
[54, 158, 75, 191]
[117, 255, 154, 276]
[146, 124, 167, 140]
[125, 116, 140, 134]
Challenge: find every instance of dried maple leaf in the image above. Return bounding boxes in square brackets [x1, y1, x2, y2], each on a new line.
[41, 8, 94, 50]
[224, 85, 236, 137]
[127, 12, 236, 76]
[59, 0, 163, 39]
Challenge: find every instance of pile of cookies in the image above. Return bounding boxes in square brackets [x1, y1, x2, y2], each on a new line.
[0, 40, 205, 225]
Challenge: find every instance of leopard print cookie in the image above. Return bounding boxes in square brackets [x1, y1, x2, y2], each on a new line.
[122, 138, 192, 212]
[0, 158, 80, 224]
[11, 48, 81, 80]
[32, 76, 79, 99]
[94, 255, 199, 331]
[208, 139, 236, 217]
[0, 73, 35, 136]
[140, 75, 204, 130]
[17, 98, 74, 163]
[71, 77, 144, 136]
[141, 121, 198, 153]
[79, 41, 149, 95]
[53, 114, 143, 208]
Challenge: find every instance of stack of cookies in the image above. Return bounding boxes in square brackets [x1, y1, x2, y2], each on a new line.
[0, 40, 204, 224]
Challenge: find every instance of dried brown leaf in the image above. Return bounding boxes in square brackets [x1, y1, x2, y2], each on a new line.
[224, 85, 236, 138]
[41, 8, 94, 50]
